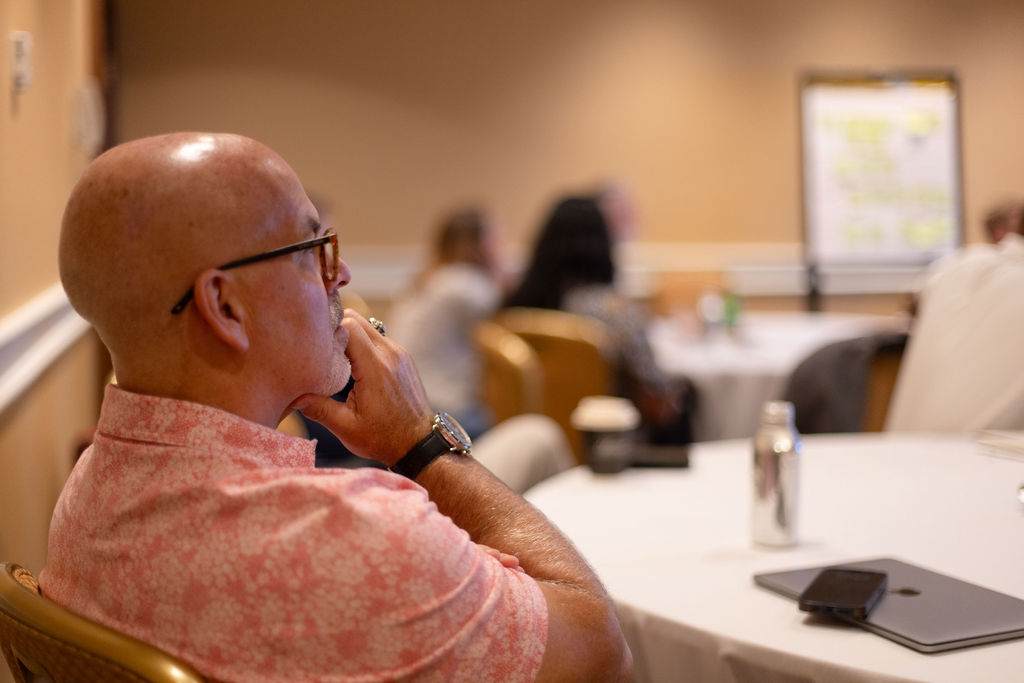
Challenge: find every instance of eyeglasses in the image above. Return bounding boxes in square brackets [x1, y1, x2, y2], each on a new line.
[170, 231, 340, 314]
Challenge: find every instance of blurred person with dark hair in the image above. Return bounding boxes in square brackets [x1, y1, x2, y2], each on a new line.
[506, 196, 694, 445]
[506, 198, 613, 311]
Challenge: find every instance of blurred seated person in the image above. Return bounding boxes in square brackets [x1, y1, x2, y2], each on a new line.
[301, 205, 572, 488]
[983, 199, 1023, 245]
[388, 209, 574, 489]
[909, 199, 1024, 317]
[886, 208, 1024, 432]
[595, 180, 639, 244]
[43, 132, 631, 682]
[389, 206, 508, 438]
[505, 195, 694, 445]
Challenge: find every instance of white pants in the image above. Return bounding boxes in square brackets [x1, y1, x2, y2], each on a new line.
[473, 414, 574, 494]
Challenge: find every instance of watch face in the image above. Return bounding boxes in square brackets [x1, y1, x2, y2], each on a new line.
[436, 412, 472, 453]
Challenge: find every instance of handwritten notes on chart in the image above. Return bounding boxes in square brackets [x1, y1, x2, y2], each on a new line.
[801, 76, 961, 266]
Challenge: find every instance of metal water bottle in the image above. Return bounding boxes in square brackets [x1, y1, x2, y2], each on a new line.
[752, 400, 801, 547]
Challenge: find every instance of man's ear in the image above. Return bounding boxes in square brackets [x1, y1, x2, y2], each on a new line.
[192, 270, 251, 352]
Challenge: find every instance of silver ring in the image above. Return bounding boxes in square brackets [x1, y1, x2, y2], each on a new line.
[368, 317, 387, 337]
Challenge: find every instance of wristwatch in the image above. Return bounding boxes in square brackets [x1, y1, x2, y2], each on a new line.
[390, 412, 472, 480]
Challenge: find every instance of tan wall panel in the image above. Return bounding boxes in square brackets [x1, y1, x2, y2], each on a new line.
[0, 333, 101, 574]
[0, 0, 101, 593]
[0, 0, 96, 317]
[112, 0, 1024, 257]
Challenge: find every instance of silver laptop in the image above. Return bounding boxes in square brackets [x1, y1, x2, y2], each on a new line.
[754, 557, 1024, 653]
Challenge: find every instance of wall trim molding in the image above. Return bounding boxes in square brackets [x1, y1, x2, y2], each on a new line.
[341, 241, 928, 300]
[0, 284, 91, 417]
[0, 243, 923, 415]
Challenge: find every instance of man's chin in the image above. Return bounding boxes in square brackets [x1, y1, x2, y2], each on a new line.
[324, 357, 352, 399]
[330, 374, 355, 402]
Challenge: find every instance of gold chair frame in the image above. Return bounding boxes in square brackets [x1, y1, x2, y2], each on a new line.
[0, 563, 205, 682]
[493, 308, 614, 464]
[473, 320, 545, 424]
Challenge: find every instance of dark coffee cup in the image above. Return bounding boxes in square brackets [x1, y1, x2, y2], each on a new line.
[571, 396, 640, 474]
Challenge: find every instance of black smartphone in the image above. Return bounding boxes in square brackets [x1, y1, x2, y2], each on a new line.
[798, 568, 888, 619]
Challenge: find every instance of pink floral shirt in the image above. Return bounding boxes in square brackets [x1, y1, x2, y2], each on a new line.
[41, 386, 546, 682]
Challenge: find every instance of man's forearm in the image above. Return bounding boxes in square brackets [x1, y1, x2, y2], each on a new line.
[416, 452, 597, 585]
[415, 452, 632, 682]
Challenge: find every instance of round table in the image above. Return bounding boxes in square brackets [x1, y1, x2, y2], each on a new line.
[525, 433, 1024, 682]
[647, 311, 907, 441]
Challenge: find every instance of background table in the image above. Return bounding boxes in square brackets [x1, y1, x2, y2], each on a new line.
[647, 311, 906, 441]
[525, 433, 1024, 682]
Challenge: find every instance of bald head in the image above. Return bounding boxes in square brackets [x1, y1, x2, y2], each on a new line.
[60, 132, 314, 359]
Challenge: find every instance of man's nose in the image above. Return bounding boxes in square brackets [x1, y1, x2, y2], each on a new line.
[328, 258, 352, 292]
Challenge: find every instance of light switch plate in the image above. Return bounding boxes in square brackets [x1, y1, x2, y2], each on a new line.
[11, 30, 33, 92]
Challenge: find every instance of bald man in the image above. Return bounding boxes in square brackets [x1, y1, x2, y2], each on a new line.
[43, 133, 631, 682]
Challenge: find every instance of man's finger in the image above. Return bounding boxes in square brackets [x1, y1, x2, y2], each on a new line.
[294, 393, 366, 452]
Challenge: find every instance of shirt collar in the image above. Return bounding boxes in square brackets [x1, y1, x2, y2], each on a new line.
[97, 384, 316, 468]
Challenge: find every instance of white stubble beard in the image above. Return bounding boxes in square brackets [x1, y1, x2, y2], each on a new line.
[326, 294, 352, 394]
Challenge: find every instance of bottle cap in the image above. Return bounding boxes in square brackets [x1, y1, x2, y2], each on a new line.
[761, 400, 795, 425]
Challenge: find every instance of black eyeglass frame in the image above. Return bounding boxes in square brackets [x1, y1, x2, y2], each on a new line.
[170, 231, 339, 314]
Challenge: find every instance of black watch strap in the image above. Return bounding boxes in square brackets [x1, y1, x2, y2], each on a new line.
[390, 430, 451, 480]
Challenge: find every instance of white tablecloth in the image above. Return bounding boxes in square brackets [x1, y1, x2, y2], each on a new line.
[525, 433, 1024, 683]
[648, 312, 906, 442]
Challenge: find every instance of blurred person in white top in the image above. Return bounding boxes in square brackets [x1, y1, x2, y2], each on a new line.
[888, 205, 1024, 432]
[390, 207, 509, 438]
[923, 200, 1023, 280]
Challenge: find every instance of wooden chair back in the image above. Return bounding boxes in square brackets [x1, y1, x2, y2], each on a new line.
[473, 321, 544, 424]
[0, 563, 205, 683]
[861, 339, 907, 432]
[493, 308, 614, 464]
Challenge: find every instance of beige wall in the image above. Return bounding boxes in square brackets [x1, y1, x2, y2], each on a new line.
[112, 0, 1024, 260]
[0, 0, 101, 577]
[1, 0, 98, 316]
[0, 334, 100, 574]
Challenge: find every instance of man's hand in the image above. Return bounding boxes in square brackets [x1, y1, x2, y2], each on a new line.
[299, 313, 633, 681]
[293, 311, 434, 465]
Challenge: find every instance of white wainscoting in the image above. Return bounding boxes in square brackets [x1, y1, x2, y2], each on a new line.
[340, 241, 927, 301]
[0, 284, 91, 416]
[0, 244, 922, 415]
